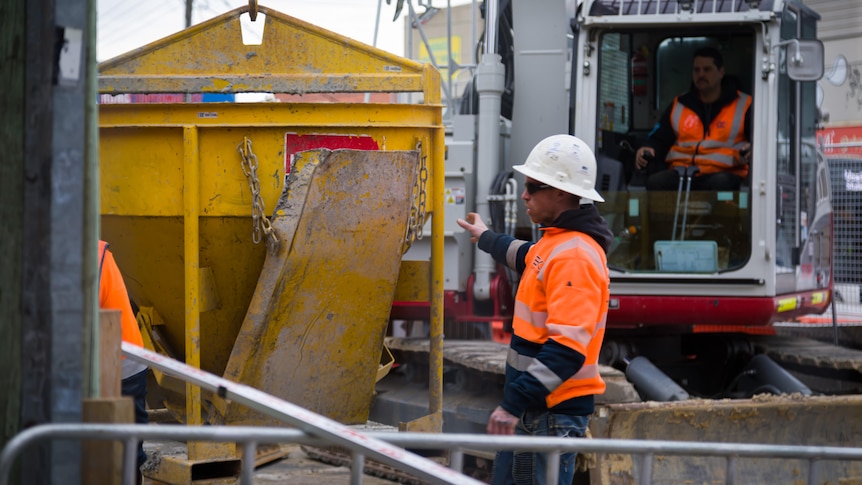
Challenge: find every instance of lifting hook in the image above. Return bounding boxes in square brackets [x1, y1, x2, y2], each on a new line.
[248, 0, 258, 21]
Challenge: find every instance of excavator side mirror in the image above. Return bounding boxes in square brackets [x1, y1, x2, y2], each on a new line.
[783, 39, 825, 81]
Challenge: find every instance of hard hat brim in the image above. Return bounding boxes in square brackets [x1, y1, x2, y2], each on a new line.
[513, 164, 605, 203]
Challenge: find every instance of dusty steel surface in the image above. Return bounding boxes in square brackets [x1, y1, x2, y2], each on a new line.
[219, 149, 420, 426]
[98, 5, 429, 96]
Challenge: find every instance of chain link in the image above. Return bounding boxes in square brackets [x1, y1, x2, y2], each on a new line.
[237, 137, 278, 248]
[403, 141, 428, 253]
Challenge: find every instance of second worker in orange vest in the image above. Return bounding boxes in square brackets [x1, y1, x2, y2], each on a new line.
[457, 135, 613, 485]
[99, 240, 149, 479]
[635, 46, 752, 191]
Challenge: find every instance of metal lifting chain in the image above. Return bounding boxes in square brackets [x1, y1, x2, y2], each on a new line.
[237, 137, 278, 248]
[403, 141, 428, 254]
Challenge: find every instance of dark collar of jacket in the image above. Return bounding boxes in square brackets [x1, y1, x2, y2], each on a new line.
[543, 204, 614, 254]
[676, 82, 744, 127]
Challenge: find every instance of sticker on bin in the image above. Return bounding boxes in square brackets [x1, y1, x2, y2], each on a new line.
[284, 133, 379, 174]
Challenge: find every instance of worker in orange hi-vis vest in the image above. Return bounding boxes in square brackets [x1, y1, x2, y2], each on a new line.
[635, 46, 753, 191]
[98, 240, 149, 478]
[457, 135, 613, 485]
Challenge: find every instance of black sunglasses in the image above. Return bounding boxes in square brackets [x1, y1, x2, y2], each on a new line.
[524, 181, 552, 195]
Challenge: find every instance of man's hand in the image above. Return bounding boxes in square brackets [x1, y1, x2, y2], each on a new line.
[635, 146, 655, 170]
[738, 143, 752, 165]
[456, 212, 489, 243]
[487, 406, 519, 435]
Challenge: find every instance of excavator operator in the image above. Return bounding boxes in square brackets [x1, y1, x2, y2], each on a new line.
[635, 46, 752, 191]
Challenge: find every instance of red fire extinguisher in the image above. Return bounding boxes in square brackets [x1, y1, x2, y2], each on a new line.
[631, 47, 648, 97]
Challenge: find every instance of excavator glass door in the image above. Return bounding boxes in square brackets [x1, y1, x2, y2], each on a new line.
[775, 3, 829, 293]
[594, 27, 755, 274]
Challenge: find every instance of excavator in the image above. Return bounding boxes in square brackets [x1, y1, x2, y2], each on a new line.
[96, 0, 862, 483]
[377, 0, 862, 482]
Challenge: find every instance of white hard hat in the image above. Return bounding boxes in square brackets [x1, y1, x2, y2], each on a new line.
[513, 134, 604, 202]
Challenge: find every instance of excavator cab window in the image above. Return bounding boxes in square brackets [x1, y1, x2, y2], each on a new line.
[594, 28, 755, 274]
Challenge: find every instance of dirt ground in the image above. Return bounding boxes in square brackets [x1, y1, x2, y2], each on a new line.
[142, 442, 400, 484]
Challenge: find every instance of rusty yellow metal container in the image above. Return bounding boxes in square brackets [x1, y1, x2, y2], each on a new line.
[98, 4, 444, 429]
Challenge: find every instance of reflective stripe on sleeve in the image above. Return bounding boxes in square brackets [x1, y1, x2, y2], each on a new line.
[507, 347, 532, 371]
[507, 240, 530, 270]
[547, 323, 593, 347]
[526, 359, 564, 392]
[507, 348, 601, 391]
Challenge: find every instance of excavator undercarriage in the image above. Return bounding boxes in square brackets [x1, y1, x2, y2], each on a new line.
[374, 334, 862, 483]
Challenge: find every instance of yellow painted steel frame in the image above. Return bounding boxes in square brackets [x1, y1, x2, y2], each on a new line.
[98, 3, 445, 463]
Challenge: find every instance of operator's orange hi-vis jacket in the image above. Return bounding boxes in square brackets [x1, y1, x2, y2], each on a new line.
[99, 240, 146, 379]
[666, 91, 752, 178]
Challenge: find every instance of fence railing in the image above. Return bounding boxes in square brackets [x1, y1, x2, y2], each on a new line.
[824, 150, 862, 320]
[3, 423, 862, 485]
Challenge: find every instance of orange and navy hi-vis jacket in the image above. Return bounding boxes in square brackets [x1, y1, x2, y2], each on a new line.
[665, 91, 752, 178]
[477, 205, 613, 417]
[98, 240, 147, 379]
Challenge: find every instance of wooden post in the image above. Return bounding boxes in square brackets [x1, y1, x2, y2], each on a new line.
[82, 309, 134, 485]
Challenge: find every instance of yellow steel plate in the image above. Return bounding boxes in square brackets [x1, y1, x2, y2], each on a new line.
[219, 148, 419, 425]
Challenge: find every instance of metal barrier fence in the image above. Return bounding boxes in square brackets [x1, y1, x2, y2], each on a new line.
[781, 147, 862, 344]
[3, 423, 862, 485]
[827, 151, 862, 319]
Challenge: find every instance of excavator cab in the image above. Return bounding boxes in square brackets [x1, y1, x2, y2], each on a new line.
[566, 0, 833, 394]
[593, 30, 756, 273]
